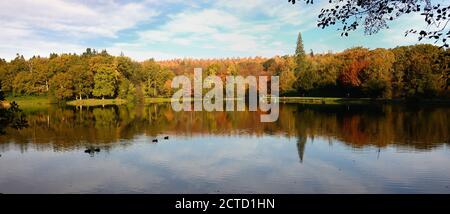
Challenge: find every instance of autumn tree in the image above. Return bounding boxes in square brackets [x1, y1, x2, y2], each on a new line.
[69, 61, 93, 100]
[0, 59, 7, 85]
[205, 63, 220, 76]
[12, 56, 52, 96]
[88, 54, 114, 75]
[49, 72, 74, 100]
[264, 56, 296, 94]
[391, 46, 409, 97]
[2, 43, 448, 102]
[316, 55, 340, 85]
[337, 48, 370, 96]
[402, 44, 447, 97]
[13, 72, 35, 95]
[48, 54, 78, 75]
[295, 67, 319, 95]
[141, 59, 161, 97]
[362, 49, 396, 98]
[140, 59, 174, 97]
[226, 63, 239, 76]
[2, 54, 28, 94]
[29, 56, 51, 94]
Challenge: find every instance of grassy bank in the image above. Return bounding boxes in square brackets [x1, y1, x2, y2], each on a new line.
[144, 97, 246, 104]
[144, 96, 450, 105]
[4, 95, 52, 107]
[144, 96, 386, 104]
[3, 96, 448, 108]
[66, 98, 127, 106]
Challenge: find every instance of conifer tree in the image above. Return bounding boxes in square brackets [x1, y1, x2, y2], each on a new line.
[295, 32, 307, 73]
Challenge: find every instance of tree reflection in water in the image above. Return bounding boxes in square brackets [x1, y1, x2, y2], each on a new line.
[0, 103, 449, 161]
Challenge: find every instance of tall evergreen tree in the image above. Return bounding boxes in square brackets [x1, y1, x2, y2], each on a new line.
[295, 32, 307, 73]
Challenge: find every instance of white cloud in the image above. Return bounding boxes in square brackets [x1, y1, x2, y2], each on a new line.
[106, 43, 180, 61]
[165, 9, 240, 33]
[0, 0, 163, 60]
[0, 0, 335, 60]
[380, 13, 432, 47]
[0, 0, 159, 38]
[214, 0, 324, 28]
[134, 5, 297, 58]
[0, 0, 434, 61]
[0, 20, 86, 59]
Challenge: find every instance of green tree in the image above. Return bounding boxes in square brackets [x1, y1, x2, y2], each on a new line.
[92, 65, 118, 99]
[116, 56, 135, 79]
[295, 32, 307, 74]
[295, 68, 319, 95]
[311, 53, 341, 92]
[118, 78, 137, 102]
[362, 79, 388, 98]
[141, 59, 174, 97]
[280, 68, 296, 94]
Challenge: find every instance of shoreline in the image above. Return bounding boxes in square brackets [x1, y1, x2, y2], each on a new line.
[66, 98, 127, 106]
[277, 97, 450, 105]
[3, 96, 450, 108]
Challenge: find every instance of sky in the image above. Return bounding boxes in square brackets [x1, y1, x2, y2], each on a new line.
[0, 0, 435, 61]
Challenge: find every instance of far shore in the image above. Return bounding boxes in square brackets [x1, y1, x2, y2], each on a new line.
[2, 96, 449, 108]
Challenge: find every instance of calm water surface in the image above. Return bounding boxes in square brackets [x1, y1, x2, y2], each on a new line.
[0, 103, 449, 193]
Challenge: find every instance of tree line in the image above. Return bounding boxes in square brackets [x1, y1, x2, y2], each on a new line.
[0, 34, 449, 102]
[0, 49, 175, 102]
[160, 33, 449, 99]
[291, 33, 449, 98]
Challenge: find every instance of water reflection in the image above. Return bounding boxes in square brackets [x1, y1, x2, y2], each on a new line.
[1, 104, 448, 153]
[0, 104, 449, 193]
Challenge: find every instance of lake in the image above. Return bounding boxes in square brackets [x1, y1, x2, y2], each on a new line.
[0, 103, 449, 193]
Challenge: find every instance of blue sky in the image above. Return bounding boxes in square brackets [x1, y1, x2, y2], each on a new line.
[0, 0, 434, 61]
